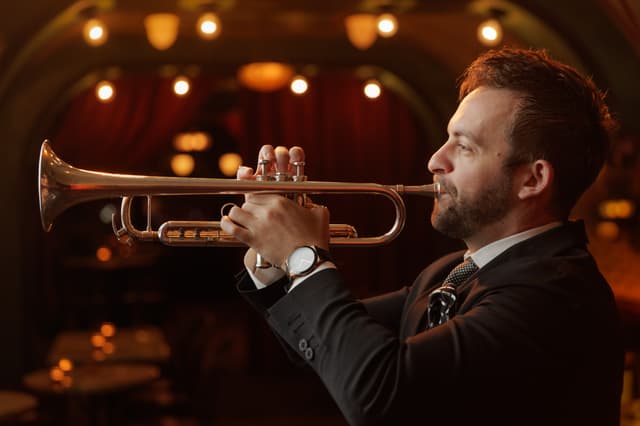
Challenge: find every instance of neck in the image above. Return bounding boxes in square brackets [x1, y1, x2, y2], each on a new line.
[463, 205, 560, 252]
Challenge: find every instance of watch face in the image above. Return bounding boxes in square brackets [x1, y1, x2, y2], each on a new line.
[288, 246, 317, 275]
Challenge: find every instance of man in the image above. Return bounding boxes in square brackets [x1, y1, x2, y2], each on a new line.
[220, 47, 623, 425]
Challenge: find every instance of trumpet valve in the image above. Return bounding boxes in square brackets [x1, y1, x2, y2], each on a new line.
[256, 159, 273, 181]
[291, 161, 306, 182]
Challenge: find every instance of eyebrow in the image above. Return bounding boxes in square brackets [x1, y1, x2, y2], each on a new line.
[448, 126, 479, 144]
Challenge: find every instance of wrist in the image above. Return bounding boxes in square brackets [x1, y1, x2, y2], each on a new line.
[284, 245, 333, 280]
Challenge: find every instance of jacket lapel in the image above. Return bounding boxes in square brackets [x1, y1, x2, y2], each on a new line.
[399, 252, 464, 338]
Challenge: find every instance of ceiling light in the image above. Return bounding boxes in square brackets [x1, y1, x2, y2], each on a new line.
[290, 75, 308, 95]
[173, 75, 191, 96]
[344, 14, 378, 50]
[477, 18, 503, 46]
[363, 80, 382, 99]
[144, 13, 180, 50]
[376, 13, 398, 38]
[237, 62, 295, 92]
[197, 12, 221, 39]
[95, 80, 115, 102]
[82, 18, 108, 46]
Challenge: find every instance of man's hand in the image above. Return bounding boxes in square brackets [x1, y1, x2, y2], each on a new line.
[220, 145, 330, 271]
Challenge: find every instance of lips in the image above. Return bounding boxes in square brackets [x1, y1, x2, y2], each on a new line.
[435, 180, 455, 198]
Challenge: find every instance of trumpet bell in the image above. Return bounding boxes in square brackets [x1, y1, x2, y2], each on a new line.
[39, 140, 83, 232]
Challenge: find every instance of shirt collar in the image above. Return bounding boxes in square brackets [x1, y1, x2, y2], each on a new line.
[465, 221, 563, 268]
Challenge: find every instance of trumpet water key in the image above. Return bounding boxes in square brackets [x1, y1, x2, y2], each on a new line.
[38, 140, 441, 248]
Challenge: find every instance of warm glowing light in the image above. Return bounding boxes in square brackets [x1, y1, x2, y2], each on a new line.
[218, 153, 243, 176]
[144, 13, 180, 50]
[290, 75, 308, 94]
[599, 199, 636, 219]
[237, 62, 295, 92]
[58, 358, 73, 372]
[95, 80, 114, 102]
[49, 366, 64, 382]
[363, 80, 382, 99]
[102, 341, 115, 354]
[596, 221, 620, 240]
[173, 76, 191, 96]
[83, 19, 108, 46]
[477, 18, 503, 46]
[173, 132, 212, 151]
[171, 154, 195, 176]
[197, 12, 221, 39]
[100, 322, 116, 338]
[344, 14, 377, 50]
[91, 333, 106, 348]
[376, 13, 398, 38]
[96, 246, 112, 262]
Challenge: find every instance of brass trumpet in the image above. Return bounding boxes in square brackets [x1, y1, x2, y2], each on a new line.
[38, 140, 440, 247]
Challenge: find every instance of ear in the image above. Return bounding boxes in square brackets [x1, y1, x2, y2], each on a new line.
[517, 159, 554, 200]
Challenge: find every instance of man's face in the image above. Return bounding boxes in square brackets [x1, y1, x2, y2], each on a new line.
[428, 87, 522, 241]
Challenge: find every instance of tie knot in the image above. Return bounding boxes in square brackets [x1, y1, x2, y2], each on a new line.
[443, 258, 478, 287]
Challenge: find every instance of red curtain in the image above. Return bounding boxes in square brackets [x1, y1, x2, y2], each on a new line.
[48, 70, 440, 297]
[237, 72, 425, 184]
[51, 74, 210, 173]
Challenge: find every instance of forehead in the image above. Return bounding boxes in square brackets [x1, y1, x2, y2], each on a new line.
[448, 87, 522, 144]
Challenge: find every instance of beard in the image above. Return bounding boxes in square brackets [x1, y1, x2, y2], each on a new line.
[431, 173, 514, 241]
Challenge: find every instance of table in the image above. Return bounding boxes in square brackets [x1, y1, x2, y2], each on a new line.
[47, 325, 170, 365]
[23, 363, 160, 426]
[0, 390, 37, 424]
[23, 363, 160, 396]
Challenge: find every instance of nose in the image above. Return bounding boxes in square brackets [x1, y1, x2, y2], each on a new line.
[427, 143, 451, 175]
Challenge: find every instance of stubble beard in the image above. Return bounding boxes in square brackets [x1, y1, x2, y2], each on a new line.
[431, 176, 513, 241]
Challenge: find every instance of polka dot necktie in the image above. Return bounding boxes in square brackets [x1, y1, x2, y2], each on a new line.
[427, 258, 478, 329]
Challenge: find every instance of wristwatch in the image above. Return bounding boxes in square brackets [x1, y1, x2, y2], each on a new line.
[285, 245, 333, 279]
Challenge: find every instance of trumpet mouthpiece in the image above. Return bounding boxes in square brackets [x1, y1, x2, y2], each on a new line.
[391, 183, 442, 197]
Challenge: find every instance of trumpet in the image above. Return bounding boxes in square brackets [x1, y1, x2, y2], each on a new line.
[38, 140, 441, 247]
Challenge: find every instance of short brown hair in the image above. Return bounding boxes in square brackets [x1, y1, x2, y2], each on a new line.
[458, 47, 618, 217]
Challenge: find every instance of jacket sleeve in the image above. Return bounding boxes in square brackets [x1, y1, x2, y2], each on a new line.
[259, 265, 618, 425]
[263, 268, 451, 425]
[359, 288, 409, 334]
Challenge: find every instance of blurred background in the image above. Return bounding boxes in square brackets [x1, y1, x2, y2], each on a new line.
[1, 0, 640, 424]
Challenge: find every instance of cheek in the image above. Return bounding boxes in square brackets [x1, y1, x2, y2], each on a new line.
[448, 173, 479, 199]
[458, 162, 503, 191]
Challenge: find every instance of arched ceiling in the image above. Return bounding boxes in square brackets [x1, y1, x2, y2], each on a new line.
[1, 0, 639, 148]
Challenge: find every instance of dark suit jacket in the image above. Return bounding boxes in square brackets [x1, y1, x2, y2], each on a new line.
[237, 221, 624, 425]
